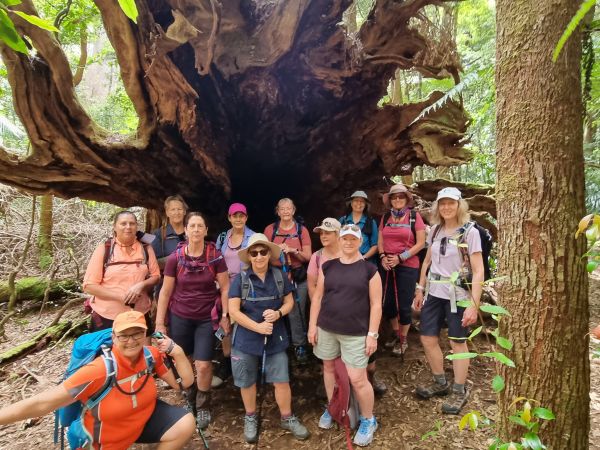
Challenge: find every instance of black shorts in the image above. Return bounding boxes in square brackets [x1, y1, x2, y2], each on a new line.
[136, 399, 189, 443]
[419, 294, 468, 342]
[169, 312, 215, 361]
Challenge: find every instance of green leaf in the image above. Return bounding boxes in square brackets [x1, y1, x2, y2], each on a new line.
[480, 304, 511, 316]
[509, 415, 527, 427]
[533, 407, 555, 420]
[495, 335, 514, 350]
[482, 352, 516, 367]
[0, 9, 28, 54]
[117, 0, 138, 23]
[468, 326, 483, 340]
[521, 431, 545, 450]
[11, 11, 59, 32]
[492, 375, 505, 393]
[0, 0, 22, 6]
[587, 260, 599, 273]
[553, 0, 596, 62]
[446, 352, 478, 360]
[457, 299, 473, 308]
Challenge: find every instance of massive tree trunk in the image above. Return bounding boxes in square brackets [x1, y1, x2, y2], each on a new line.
[0, 0, 469, 227]
[496, 0, 589, 447]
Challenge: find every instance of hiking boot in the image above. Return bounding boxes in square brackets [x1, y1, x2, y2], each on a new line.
[280, 415, 310, 440]
[295, 345, 309, 365]
[318, 408, 334, 429]
[442, 389, 469, 415]
[244, 414, 258, 443]
[391, 336, 408, 357]
[196, 408, 211, 429]
[416, 381, 450, 399]
[369, 372, 387, 396]
[353, 416, 377, 447]
[184, 385, 197, 415]
[384, 335, 398, 349]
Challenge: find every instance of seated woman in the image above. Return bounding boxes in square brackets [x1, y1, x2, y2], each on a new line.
[155, 212, 230, 429]
[413, 187, 483, 414]
[309, 225, 382, 447]
[229, 233, 310, 444]
[0, 311, 195, 450]
[84, 210, 160, 331]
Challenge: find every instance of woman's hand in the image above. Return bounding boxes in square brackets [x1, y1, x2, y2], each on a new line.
[256, 321, 273, 335]
[461, 305, 479, 327]
[155, 323, 167, 335]
[386, 254, 399, 268]
[219, 316, 231, 334]
[124, 282, 145, 306]
[262, 309, 279, 323]
[308, 325, 318, 345]
[412, 290, 424, 311]
[153, 334, 179, 356]
[365, 335, 377, 356]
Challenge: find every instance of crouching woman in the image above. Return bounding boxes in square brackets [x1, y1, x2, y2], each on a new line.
[228, 233, 310, 444]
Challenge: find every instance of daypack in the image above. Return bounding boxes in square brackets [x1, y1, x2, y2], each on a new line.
[240, 267, 285, 302]
[54, 329, 155, 450]
[382, 209, 428, 266]
[174, 241, 222, 277]
[102, 237, 150, 276]
[270, 219, 305, 248]
[327, 357, 360, 450]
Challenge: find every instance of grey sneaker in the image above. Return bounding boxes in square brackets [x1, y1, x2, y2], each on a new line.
[416, 381, 450, 399]
[318, 409, 333, 429]
[442, 389, 469, 414]
[244, 414, 258, 443]
[280, 415, 310, 440]
[196, 408, 211, 429]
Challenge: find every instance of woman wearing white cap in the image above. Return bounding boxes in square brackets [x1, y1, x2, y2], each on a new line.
[339, 191, 379, 263]
[309, 224, 382, 447]
[378, 184, 426, 357]
[412, 187, 484, 415]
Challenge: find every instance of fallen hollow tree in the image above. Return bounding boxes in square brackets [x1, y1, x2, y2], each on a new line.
[0, 278, 80, 305]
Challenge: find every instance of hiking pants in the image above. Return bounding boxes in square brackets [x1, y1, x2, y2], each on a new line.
[288, 280, 308, 346]
[382, 265, 419, 325]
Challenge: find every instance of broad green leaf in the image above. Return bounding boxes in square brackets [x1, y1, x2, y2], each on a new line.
[468, 326, 483, 340]
[0, 0, 22, 6]
[117, 0, 138, 23]
[553, 0, 596, 62]
[11, 11, 59, 32]
[446, 352, 478, 360]
[458, 413, 470, 431]
[0, 9, 28, 54]
[492, 375, 505, 393]
[468, 411, 479, 430]
[457, 300, 473, 308]
[533, 407, 555, 420]
[509, 415, 527, 427]
[480, 304, 511, 316]
[522, 401, 532, 424]
[449, 271, 459, 283]
[521, 432, 545, 450]
[483, 352, 516, 367]
[586, 225, 599, 242]
[496, 335, 514, 350]
[587, 260, 599, 273]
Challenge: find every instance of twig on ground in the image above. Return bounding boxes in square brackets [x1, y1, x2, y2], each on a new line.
[50, 296, 85, 327]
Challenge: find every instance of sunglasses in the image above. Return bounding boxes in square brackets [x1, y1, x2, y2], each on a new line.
[249, 248, 270, 257]
[341, 224, 360, 232]
[390, 194, 407, 200]
[115, 331, 145, 342]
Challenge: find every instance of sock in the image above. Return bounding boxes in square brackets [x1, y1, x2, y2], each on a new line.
[433, 373, 447, 385]
[281, 413, 293, 420]
[246, 411, 256, 417]
[453, 383, 465, 394]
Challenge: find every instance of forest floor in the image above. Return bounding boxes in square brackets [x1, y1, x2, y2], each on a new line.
[1, 279, 599, 450]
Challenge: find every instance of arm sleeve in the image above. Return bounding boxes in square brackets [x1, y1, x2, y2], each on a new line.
[62, 359, 106, 402]
[149, 347, 169, 377]
[83, 243, 107, 289]
[151, 229, 162, 258]
[163, 252, 178, 277]
[301, 227, 311, 250]
[263, 224, 273, 239]
[146, 246, 160, 277]
[415, 213, 426, 231]
[466, 227, 483, 255]
[370, 219, 379, 247]
[307, 253, 319, 277]
[228, 273, 242, 298]
[282, 275, 294, 295]
[213, 250, 228, 274]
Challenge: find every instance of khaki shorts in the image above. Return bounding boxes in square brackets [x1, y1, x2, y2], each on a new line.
[313, 327, 368, 369]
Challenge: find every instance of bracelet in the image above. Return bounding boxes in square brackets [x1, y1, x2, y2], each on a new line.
[166, 339, 176, 355]
[379, 253, 386, 259]
[400, 250, 411, 261]
[278, 310, 283, 319]
[415, 284, 425, 292]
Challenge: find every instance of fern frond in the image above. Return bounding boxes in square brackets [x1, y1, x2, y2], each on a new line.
[553, 0, 596, 62]
[0, 116, 25, 139]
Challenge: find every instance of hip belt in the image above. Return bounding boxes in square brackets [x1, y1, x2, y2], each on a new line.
[428, 272, 458, 313]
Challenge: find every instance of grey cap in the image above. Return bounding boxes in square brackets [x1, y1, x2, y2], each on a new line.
[347, 190, 370, 202]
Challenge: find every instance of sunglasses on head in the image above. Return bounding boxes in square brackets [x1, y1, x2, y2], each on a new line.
[249, 248, 270, 257]
[341, 224, 360, 232]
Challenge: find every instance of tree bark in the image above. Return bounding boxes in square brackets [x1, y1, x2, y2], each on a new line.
[38, 194, 53, 270]
[0, 277, 79, 304]
[496, 1, 589, 447]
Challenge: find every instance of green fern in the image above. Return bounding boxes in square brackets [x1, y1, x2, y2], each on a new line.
[553, 0, 596, 62]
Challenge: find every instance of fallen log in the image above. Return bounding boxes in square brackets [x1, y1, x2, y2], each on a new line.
[0, 321, 72, 365]
[0, 277, 80, 304]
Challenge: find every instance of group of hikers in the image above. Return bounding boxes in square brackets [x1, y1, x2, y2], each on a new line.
[0, 184, 486, 449]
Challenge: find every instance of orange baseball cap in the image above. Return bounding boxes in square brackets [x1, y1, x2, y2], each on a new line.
[112, 311, 147, 333]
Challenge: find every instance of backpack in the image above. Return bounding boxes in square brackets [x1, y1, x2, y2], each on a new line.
[240, 267, 285, 302]
[340, 214, 374, 236]
[382, 209, 428, 266]
[102, 237, 150, 276]
[174, 241, 222, 277]
[327, 357, 360, 450]
[270, 219, 305, 248]
[54, 329, 155, 450]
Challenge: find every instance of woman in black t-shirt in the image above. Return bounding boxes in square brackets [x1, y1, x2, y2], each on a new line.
[308, 224, 382, 447]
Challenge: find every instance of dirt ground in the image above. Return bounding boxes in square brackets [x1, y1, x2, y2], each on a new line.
[1, 279, 599, 450]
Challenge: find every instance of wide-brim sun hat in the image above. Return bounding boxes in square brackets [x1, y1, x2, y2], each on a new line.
[346, 190, 370, 203]
[238, 233, 282, 264]
[383, 184, 414, 207]
[313, 217, 342, 233]
[436, 187, 462, 201]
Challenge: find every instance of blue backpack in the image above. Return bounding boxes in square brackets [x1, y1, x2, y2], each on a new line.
[54, 329, 155, 450]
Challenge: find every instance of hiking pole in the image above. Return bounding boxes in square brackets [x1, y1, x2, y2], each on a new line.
[152, 332, 209, 449]
[254, 335, 268, 449]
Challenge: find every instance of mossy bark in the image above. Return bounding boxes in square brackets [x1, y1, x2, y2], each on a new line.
[0, 321, 72, 365]
[0, 277, 79, 304]
[37, 194, 53, 270]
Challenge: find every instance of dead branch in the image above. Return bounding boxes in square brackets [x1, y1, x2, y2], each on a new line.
[50, 295, 86, 327]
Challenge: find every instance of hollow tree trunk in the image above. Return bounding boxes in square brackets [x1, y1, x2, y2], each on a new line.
[0, 0, 469, 228]
[496, 0, 589, 447]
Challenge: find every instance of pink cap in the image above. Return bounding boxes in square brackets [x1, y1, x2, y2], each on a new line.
[228, 203, 247, 216]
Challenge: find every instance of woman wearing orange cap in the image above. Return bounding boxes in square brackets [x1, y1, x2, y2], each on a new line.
[0, 311, 195, 450]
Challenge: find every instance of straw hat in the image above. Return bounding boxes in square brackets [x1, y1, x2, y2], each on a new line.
[383, 184, 414, 207]
[238, 233, 282, 264]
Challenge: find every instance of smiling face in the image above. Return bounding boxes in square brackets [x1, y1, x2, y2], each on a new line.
[390, 193, 408, 210]
[319, 230, 338, 247]
[113, 213, 138, 244]
[113, 327, 146, 360]
[185, 215, 207, 243]
[248, 244, 270, 272]
[340, 234, 361, 257]
[351, 197, 367, 214]
[276, 200, 295, 222]
[166, 200, 186, 226]
[438, 198, 459, 221]
[228, 212, 248, 231]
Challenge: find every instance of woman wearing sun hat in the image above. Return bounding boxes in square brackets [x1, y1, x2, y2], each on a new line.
[229, 233, 310, 444]
[339, 191, 379, 264]
[412, 187, 484, 415]
[377, 184, 426, 357]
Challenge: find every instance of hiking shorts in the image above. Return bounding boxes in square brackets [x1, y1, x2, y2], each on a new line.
[168, 313, 214, 361]
[419, 294, 468, 342]
[313, 327, 369, 369]
[135, 399, 189, 443]
[230, 348, 289, 388]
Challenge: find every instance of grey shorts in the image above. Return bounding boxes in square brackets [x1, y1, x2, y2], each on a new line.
[313, 327, 369, 369]
[231, 348, 290, 388]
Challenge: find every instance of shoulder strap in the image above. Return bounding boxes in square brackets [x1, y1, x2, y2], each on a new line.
[271, 267, 284, 298]
[86, 346, 117, 408]
[316, 248, 324, 271]
[271, 221, 279, 241]
[382, 211, 391, 227]
[431, 224, 442, 240]
[409, 210, 417, 240]
[240, 271, 251, 301]
[161, 225, 167, 256]
[141, 244, 149, 266]
[175, 243, 186, 277]
[296, 221, 303, 247]
[216, 231, 227, 251]
[102, 238, 115, 277]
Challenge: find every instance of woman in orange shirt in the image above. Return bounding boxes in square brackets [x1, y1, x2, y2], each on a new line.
[84, 211, 161, 331]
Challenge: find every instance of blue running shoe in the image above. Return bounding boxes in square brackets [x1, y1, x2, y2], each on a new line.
[353, 416, 377, 447]
[318, 409, 333, 429]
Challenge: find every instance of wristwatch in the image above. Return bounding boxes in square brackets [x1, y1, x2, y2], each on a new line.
[367, 331, 379, 339]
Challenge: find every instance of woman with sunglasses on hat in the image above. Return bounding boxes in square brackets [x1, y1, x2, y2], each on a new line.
[339, 191, 379, 264]
[0, 311, 196, 450]
[309, 225, 382, 447]
[155, 212, 230, 430]
[84, 210, 161, 332]
[412, 187, 483, 414]
[228, 234, 310, 443]
[377, 184, 426, 357]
